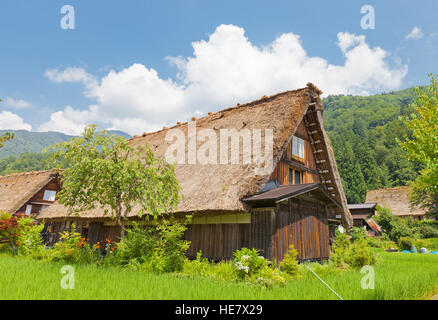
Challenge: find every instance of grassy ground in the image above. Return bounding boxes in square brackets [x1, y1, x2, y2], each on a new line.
[1, 252, 437, 300]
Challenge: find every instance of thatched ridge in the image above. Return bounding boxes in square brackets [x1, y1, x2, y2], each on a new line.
[0, 170, 58, 214]
[366, 186, 427, 217]
[38, 83, 351, 225]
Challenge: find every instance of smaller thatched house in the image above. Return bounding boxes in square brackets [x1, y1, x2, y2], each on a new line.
[366, 186, 428, 221]
[38, 83, 353, 262]
[0, 170, 60, 216]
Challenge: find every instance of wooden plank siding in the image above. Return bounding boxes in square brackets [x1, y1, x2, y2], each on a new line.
[184, 223, 250, 260]
[250, 209, 275, 260]
[44, 221, 120, 246]
[274, 198, 329, 262]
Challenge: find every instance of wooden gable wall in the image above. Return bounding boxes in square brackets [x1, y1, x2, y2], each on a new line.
[17, 179, 61, 216]
[270, 119, 319, 185]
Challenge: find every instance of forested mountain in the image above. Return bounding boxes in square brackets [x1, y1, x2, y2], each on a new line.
[0, 130, 131, 159]
[0, 130, 131, 175]
[323, 87, 422, 203]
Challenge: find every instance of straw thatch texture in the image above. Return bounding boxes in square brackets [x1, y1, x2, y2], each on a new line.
[0, 170, 57, 214]
[38, 84, 350, 223]
[366, 186, 427, 217]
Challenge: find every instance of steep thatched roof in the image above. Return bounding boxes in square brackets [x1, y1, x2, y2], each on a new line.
[366, 186, 427, 217]
[0, 170, 58, 214]
[38, 84, 352, 226]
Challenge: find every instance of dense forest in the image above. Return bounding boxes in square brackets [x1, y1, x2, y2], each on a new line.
[323, 87, 421, 203]
[0, 88, 423, 205]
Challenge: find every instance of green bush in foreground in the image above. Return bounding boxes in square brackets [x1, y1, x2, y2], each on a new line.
[280, 244, 299, 276]
[331, 232, 378, 269]
[114, 219, 190, 273]
[232, 247, 267, 279]
[48, 224, 101, 264]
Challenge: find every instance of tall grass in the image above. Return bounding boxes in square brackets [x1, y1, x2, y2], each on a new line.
[0, 253, 437, 300]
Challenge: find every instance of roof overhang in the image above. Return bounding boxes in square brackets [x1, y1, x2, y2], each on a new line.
[242, 183, 342, 208]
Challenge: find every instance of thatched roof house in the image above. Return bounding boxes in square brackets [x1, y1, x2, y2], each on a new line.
[38, 83, 352, 261]
[366, 186, 427, 220]
[0, 170, 60, 216]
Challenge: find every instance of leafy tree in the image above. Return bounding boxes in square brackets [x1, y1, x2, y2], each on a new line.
[46, 125, 182, 234]
[0, 98, 15, 149]
[399, 74, 438, 217]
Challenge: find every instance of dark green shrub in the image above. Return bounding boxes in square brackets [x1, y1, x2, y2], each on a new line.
[428, 238, 438, 250]
[331, 233, 378, 268]
[389, 220, 414, 242]
[350, 227, 367, 242]
[115, 223, 156, 266]
[232, 247, 267, 279]
[115, 219, 190, 273]
[346, 240, 378, 268]
[413, 224, 438, 239]
[398, 236, 415, 251]
[414, 238, 431, 250]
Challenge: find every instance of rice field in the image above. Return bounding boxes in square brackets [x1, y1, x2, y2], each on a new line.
[1, 252, 437, 300]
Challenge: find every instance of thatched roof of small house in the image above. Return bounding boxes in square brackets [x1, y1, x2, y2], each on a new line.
[0, 170, 58, 214]
[366, 186, 427, 217]
[38, 83, 352, 226]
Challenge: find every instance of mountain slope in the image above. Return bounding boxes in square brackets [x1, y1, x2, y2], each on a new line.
[0, 130, 131, 159]
[322, 87, 422, 203]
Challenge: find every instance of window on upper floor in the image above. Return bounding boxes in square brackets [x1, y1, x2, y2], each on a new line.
[292, 136, 305, 161]
[43, 190, 57, 201]
[289, 168, 293, 185]
[294, 170, 302, 184]
[288, 168, 303, 185]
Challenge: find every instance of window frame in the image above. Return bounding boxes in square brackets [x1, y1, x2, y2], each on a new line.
[292, 136, 305, 161]
[25, 204, 32, 215]
[43, 190, 57, 202]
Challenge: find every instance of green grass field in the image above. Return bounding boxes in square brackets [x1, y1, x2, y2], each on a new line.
[1, 252, 437, 300]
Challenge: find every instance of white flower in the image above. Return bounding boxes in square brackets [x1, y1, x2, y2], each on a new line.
[241, 255, 250, 261]
[235, 262, 244, 270]
[243, 266, 249, 273]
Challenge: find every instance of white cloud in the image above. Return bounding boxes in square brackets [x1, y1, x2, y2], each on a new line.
[43, 24, 407, 135]
[44, 67, 97, 97]
[0, 111, 32, 130]
[406, 27, 424, 40]
[4, 97, 31, 109]
[38, 106, 98, 136]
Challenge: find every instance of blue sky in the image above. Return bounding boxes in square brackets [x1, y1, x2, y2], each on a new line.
[0, 0, 437, 135]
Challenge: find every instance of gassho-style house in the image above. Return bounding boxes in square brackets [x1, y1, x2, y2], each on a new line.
[0, 170, 60, 217]
[37, 83, 353, 262]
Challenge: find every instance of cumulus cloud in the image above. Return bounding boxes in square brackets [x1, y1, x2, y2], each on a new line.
[4, 97, 31, 109]
[42, 24, 407, 135]
[0, 111, 32, 130]
[38, 106, 98, 136]
[406, 27, 424, 40]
